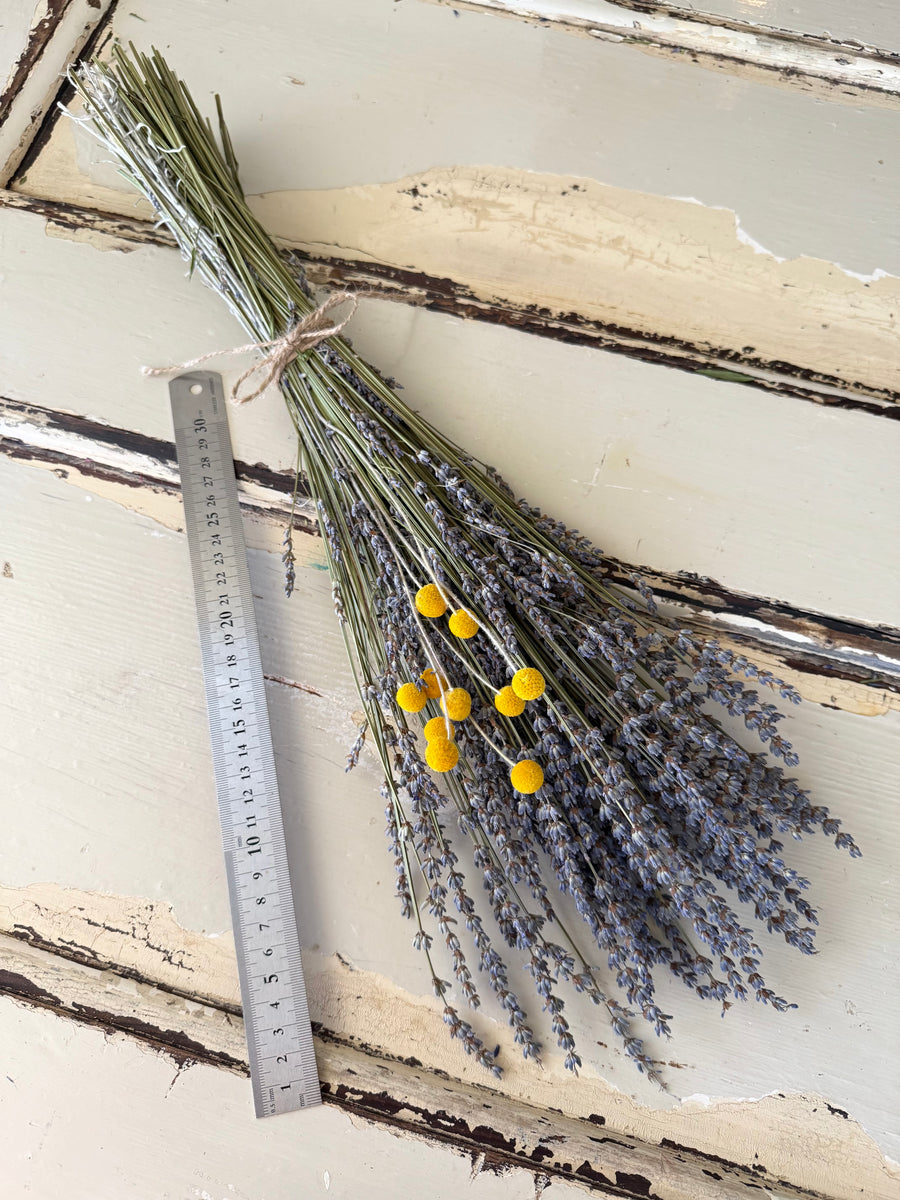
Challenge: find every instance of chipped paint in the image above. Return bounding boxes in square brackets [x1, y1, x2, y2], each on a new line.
[1, 398, 895, 714]
[1, 922, 897, 1199]
[45, 215, 138, 251]
[17, 129, 900, 402]
[425, 1, 900, 108]
[0, 0, 112, 185]
[2, 0, 898, 1191]
[245, 168, 900, 401]
[0, 881, 240, 1008]
[0, 184, 894, 417]
[0, 393, 319, 539]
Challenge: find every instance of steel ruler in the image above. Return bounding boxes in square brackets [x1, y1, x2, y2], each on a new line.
[169, 370, 320, 1117]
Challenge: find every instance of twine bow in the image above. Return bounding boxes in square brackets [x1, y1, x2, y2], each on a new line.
[141, 291, 361, 404]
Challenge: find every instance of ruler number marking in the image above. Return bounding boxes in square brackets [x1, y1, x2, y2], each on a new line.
[170, 373, 320, 1118]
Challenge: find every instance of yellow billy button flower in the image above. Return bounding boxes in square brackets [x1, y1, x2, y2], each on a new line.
[511, 667, 545, 701]
[448, 608, 479, 639]
[395, 682, 427, 713]
[494, 686, 525, 717]
[510, 759, 544, 795]
[440, 687, 472, 721]
[426, 737, 459, 773]
[420, 666, 448, 700]
[415, 583, 448, 618]
[423, 716, 454, 742]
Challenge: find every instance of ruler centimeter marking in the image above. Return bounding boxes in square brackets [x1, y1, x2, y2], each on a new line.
[169, 370, 321, 1118]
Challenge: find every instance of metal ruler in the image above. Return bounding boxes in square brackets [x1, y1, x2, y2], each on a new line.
[169, 370, 321, 1117]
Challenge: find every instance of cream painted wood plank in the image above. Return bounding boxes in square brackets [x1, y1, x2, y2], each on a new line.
[0, 0, 111, 185]
[2, 207, 898, 629]
[33, 151, 900, 399]
[0, 0, 38, 90]
[0, 998, 611, 1200]
[2, 453, 899, 1166]
[250, 169, 900, 399]
[4, 936, 898, 1200]
[655, 0, 900, 49]
[3, 386, 896, 719]
[431, 1, 900, 106]
[13, 0, 900, 280]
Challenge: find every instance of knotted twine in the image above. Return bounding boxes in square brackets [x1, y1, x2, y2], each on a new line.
[141, 291, 361, 404]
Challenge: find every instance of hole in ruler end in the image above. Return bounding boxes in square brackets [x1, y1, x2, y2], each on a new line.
[190, 383, 204, 396]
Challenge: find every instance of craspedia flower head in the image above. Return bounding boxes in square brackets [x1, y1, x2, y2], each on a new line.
[510, 759, 544, 794]
[396, 682, 427, 713]
[420, 666, 448, 699]
[448, 608, 479, 639]
[426, 737, 459, 773]
[423, 716, 455, 742]
[415, 583, 448, 618]
[440, 688, 472, 721]
[511, 667, 545, 701]
[494, 686, 525, 717]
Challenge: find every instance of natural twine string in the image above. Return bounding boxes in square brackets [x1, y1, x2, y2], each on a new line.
[140, 291, 361, 404]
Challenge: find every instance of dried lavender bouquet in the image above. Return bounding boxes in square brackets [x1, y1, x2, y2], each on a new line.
[71, 45, 859, 1082]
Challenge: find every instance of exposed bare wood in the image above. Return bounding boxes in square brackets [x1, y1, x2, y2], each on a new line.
[576, 0, 900, 53]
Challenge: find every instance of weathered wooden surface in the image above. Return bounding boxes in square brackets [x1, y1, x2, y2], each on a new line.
[0, 0, 110, 185]
[15, 935, 864, 1200]
[430, 1, 900, 106]
[614, 0, 900, 50]
[2, 443, 899, 1195]
[2, 0, 899, 1196]
[11, 0, 900, 405]
[3, 207, 899, 633]
[3, 996, 612, 1200]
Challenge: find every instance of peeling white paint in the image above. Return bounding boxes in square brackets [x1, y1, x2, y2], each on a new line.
[3, 205, 899, 630]
[13, 0, 900, 276]
[429, 0, 900, 101]
[4, 929, 899, 1197]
